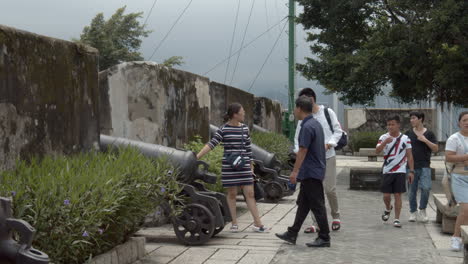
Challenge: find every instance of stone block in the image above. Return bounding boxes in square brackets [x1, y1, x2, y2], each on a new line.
[0, 25, 99, 171]
[442, 216, 456, 234]
[436, 208, 443, 224]
[110, 250, 119, 264]
[92, 252, 112, 264]
[99, 62, 210, 148]
[116, 242, 132, 264]
[130, 236, 146, 259]
[433, 193, 459, 218]
[349, 167, 382, 191]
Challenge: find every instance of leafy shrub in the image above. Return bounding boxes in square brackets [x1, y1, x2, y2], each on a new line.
[184, 136, 225, 193]
[251, 131, 292, 165]
[349, 131, 385, 152]
[0, 148, 182, 264]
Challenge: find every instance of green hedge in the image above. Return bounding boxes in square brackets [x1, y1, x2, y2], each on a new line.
[349, 131, 385, 152]
[184, 136, 225, 193]
[0, 148, 182, 264]
[251, 131, 292, 165]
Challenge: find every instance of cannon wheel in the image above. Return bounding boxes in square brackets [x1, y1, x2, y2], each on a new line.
[173, 203, 215, 245]
[212, 226, 224, 237]
[264, 181, 284, 203]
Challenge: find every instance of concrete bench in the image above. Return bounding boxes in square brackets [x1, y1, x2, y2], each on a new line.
[433, 193, 459, 234]
[358, 148, 381, 161]
[461, 225, 468, 264]
[350, 167, 382, 191]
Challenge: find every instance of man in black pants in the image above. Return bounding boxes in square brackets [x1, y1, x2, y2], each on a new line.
[275, 96, 330, 247]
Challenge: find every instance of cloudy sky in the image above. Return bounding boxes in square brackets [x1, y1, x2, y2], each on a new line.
[1, 0, 328, 107]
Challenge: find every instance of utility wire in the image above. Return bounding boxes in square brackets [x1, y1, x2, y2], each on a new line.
[203, 17, 287, 76]
[224, 0, 241, 84]
[143, 0, 159, 26]
[229, 0, 256, 85]
[148, 0, 194, 60]
[248, 20, 287, 92]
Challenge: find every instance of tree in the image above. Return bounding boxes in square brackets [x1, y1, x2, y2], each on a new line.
[296, 0, 468, 107]
[162, 56, 185, 68]
[77, 6, 151, 71]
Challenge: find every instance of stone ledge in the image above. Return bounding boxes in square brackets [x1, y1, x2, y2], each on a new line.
[85, 237, 146, 264]
[461, 225, 468, 244]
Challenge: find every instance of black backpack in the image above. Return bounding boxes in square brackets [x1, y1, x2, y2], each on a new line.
[324, 107, 348, 150]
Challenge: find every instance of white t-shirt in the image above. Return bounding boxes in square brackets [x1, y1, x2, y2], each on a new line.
[294, 105, 343, 159]
[445, 132, 468, 174]
[377, 133, 412, 174]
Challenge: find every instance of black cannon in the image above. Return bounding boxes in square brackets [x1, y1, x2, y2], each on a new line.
[99, 135, 231, 245]
[0, 197, 49, 264]
[209, 125, 295, 202]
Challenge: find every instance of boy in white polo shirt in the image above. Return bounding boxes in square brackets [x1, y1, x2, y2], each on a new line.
[376, 115, 414, 228]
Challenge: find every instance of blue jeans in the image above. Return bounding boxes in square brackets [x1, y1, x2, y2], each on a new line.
[408, 168, 432, 213]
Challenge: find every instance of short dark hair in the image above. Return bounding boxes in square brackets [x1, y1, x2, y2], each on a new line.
[295, 96, 313, 113]
[298, 88, 317, 102]
[409, 111, 425, 122]
[459, 111, 468, 122]
[386, 115, 400, 123]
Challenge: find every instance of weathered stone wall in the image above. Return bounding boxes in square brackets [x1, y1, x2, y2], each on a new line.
[100, 62, 210, 148]
[345, 108, 437, 134]
[0, 25, 99, 171]
[253, 97, 283, 133]
[209, 82, 255, 128]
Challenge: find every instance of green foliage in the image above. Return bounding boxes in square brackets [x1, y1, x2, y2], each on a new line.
[184, 136, 225, 193]
[0, 148, 182, 264]
[296, 0, 468, 107]
[76, 6, 151, 71]
[349, 131, 385, 153]
[163, 56, 185, 68]
[251, 131, 292, 165]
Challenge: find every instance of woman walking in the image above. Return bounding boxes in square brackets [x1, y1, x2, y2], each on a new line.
[446, 111, 468, 251]
[197, 103, 268, 233]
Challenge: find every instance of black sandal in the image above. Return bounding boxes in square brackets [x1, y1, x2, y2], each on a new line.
[331, 219, 341, 231]
[381, 206, 393, 222]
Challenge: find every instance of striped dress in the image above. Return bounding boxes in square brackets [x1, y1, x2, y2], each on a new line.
[208, 124, 253, 187]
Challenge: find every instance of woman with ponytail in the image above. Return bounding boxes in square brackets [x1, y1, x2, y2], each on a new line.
[197, 103, 268, 233]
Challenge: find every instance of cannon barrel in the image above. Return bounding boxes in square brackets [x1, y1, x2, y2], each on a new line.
[209, 125, 281, 170]
[252, 124, 270, 133]
[100, 135, 217, 184]
[0, 197, 49, 264]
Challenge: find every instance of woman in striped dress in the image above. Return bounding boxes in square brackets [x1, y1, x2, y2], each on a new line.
[197, 103, 268, 233]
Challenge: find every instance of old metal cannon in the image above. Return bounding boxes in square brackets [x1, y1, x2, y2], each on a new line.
[209, 125, 295, 202]
[99, 135, 231, 245]
[0, 197, 49, 264]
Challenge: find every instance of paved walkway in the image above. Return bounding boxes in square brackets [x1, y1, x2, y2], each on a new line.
[135, 156, 464, 264]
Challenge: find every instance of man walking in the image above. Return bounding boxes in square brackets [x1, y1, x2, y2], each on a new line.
[406, 111, 438, 222]
[293, 88, 343, 232]
[275, 96, 330, 247]
[376, 115, 415, 228]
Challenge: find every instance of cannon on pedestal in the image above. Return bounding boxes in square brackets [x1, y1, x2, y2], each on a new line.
[100, 135, 231, 245]
[209, 125, 295, 202]
[0, 197, 49, 264]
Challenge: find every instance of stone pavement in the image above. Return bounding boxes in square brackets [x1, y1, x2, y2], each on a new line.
[135, 156, 464, 264]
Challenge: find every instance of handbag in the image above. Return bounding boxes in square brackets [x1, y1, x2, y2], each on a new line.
[324, 107, 348, 150]
[225, 126, 246, 171]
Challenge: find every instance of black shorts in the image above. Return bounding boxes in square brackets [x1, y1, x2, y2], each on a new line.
[381, 173, 407, 194]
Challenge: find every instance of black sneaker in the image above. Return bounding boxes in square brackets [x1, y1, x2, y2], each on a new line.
[381, 206, 393, 222]
[306, 237, 331, 247]
[275, 231, 297, 245]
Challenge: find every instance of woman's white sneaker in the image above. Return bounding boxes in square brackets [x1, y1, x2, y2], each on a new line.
[450, 236, 462, 252]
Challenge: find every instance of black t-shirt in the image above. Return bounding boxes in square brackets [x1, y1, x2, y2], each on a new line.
[405, 129, 438, 169]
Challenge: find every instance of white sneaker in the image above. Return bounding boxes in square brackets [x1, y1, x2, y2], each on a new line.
[450, 236, 462, 252]
[409, 212, 417, 222]
[418, 209, 428, 223]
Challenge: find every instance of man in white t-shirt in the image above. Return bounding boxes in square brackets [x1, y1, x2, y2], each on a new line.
[376, 115, 415, 228]
[293, 88, 343, 232]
